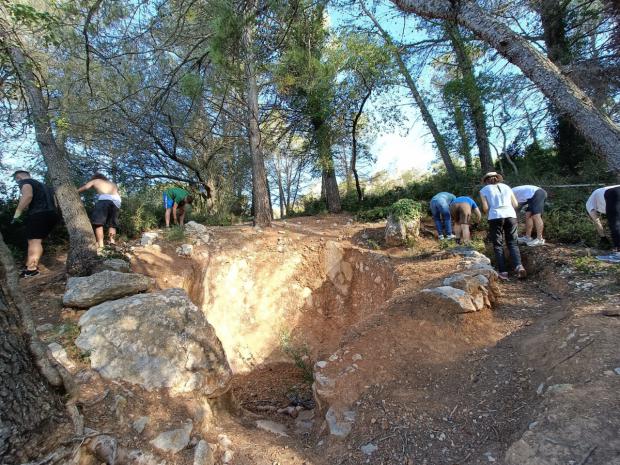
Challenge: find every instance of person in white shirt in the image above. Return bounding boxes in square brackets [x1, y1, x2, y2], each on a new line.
[479, 172, 527, 280]
[586, 185, 620, 263]
[512, 185, 548, 247]
[78, 173, 122, 250]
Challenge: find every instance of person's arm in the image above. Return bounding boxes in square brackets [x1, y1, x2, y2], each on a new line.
[588, 210, 605, 237]
[480, 193, 489, 214]
[473, 207, 482, 223]
[510, 192, 519, 209]
[14, 184, 33, 219]
[77, 180, 96, 193]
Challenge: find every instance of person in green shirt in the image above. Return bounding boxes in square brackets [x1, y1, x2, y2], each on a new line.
[163, 187, 193, 227]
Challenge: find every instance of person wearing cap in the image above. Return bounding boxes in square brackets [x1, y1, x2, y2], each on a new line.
[11, 170, 58, 278]
[586, 185, 620, 263]
[163, 187, 193, 227]
[479, 172, 527, 280]
[430, 192, 456, 240]
[449, 196, 481, 245]
[77, 173, 122, 250]
[512, 185, 548, 247]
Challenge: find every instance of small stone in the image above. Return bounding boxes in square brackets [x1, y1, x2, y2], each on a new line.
[352, 353, 362, 362]
[361, 443, 378, 455]
[277, 245, 284, 253]
[36, 323, 54, 332]
[150, 421, 193, 454]
[113, 395, 127, 421]
[484, 452, 496, 462]
[536, 383, 544, 395]
[325, 407, 356, 438]
[222, 450, 234, 463]
[218, 434, 232, 449]
[316, 361, 328, 369]
[256, 420, 289, 437]
[545, 384, 573, 395]
[48, 342, 76, 371]
[528, 421, 538, 430]
[140, 232, 158, 246]
[438, 432, 446, 441]
[176, 243, 194, 257]
[193, 440, 215, 465]
[614, 368, 620, 375]
[132, 416, 149, 434]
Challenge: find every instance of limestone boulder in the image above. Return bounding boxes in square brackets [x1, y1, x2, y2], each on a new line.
[97, 258, 131, 273]
[384, 214, 420, 247]
[141, 232, 158, 246]
[185, 221, 208, 236]
[176, 244, 193, 257]
[63, 270, 154, 308]
[419, 286, 478, 314]
[443, 273, 492, 310]
[75, 288, 232, 396]
[325, 406, 357, 438]
[150, 421, 193, 454]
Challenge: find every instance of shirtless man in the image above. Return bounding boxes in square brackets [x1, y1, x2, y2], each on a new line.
[78, 173, 122, 249]
[586, 185, 620, 263]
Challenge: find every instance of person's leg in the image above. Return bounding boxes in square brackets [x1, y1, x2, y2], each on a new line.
[26, 239, 43, 271]
[532, 214, 544, 239]
[524, 212, 534, 238]
[441, 202, 453, 236]
[178, 206, 186, 227]
[430, 201, 444, 237]
[604, 187, 620, 251]
[489, 219, 507, 273]
[462, 224, 471, 243]
[94, 226, 104, 249]
[165, 208, 171, 227]
[504, 217, 523, 269]
[108, 227, 117, 244]
[108, 203, 119, 245]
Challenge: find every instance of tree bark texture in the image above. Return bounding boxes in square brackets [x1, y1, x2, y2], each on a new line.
[313, 118, 341, 213]
[0, 235, 64, 464]
[351, 85, 372, 202]
[445, 22, 493, 173]
[391, 0, 620, 175]
[242, 3, 272, 228]
[360, 0, 457, 178]
[6, 43, 98, 275]
[453, 102, 473, 174]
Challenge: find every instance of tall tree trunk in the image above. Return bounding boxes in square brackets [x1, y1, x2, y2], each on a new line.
[453, 102, 473, 175]
[391, 0, 620, 175]
[7, 44, 98, 275]
[0, 234, 64, 464]
[351, 85, 372, 202]
[538, 0, 593, 173]
[445, 21, 493, 173]
[360, 0, 458, 178]
[313, 118, 341, 213]
[242, 3, 272, 228]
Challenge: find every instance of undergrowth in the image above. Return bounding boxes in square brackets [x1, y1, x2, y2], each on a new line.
[573, 256, 620, 274]
[280, 330, 314, 384]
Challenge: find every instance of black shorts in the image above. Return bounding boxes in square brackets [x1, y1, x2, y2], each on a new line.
[91, 200, 120, 228]
[25, 211, 58, 240]
[525, 189, 547, 215]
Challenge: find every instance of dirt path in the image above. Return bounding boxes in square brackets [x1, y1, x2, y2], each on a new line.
[20, 215, 620, 465]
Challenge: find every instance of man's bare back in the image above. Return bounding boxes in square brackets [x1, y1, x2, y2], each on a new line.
[90, 178, 119, 196]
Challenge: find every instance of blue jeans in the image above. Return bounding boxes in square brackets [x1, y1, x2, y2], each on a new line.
[488, 217, 522, 272]
[430, 199, 452, 236]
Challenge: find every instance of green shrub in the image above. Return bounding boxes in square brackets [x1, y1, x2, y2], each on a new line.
[118, 190, 162, 239]
[162, 226, 186, 243]
[389, 199, 424, 222]
[355, 206, 390, 222]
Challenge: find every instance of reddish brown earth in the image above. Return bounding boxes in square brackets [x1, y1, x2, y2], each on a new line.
[20, 213, 620, 465]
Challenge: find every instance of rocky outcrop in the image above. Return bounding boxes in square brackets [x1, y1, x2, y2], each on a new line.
[97, 258, 131, 273]
[150, 421, 193, 454]
[76, 288, 232, 396]
[140, 232, 158, 246]
[384, 214, 420, 247]
[63, 270, 154, 308]
[176, 244, 193, 257]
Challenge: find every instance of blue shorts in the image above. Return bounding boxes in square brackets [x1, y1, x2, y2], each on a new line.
[163, 193, 174, 209]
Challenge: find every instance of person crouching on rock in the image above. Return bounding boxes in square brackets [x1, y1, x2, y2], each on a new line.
[78, 173, 121, 250]
[449, 196, 481, 245]
[512, 185, 547, 247]
[479, 172, 527, 281]
[12, 170, 59, 278]
[430, 191, 456, 240]
[163, 187, 193, 228]
[586, 184, 620, 263]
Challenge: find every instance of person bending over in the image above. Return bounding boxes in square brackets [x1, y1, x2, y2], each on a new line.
[12, 170, 58, 278]
[78, 173, 122, 250]
[430, 191, 456, 240]
[512, 185, 547, 247]
[449, 196, 481, 245]
[479, 172, 527, 280]
[163, 187, 193, 227]
[586, 185, 620, 263]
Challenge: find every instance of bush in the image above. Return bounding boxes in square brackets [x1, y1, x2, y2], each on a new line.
[118, 190, 162, 239]
[355, 206, 390, 222]
[389, 199, 424, 221]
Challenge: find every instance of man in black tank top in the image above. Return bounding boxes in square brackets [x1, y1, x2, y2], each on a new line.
[12, 170, 58, 278]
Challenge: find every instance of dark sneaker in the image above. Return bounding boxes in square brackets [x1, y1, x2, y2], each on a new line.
[516, 265, 527, 279]
[20, 268, 40, 278]
[498, 272, 509, 281]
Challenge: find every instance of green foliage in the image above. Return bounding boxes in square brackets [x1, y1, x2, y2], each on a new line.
[118, 190, 162, 239]
[163, 226, 186, 243]
[389, 199, 424, 221]
[573, 256, 620, 274]
[7, 3, 61, 45]
[279, 330, 313, 384]
[355, 206, 389, 222]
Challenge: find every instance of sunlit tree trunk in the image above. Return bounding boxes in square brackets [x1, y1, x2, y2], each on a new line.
[391, 0, 620, 175]
[313, 118, 341, 213]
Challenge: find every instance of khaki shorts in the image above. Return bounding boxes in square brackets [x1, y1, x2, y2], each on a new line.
[450, 202, 472, 225]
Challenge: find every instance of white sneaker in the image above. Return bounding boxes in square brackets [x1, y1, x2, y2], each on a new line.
[446, 234, 457, 240]
[527, 238, 545, 247]
[518, 236, 532, 244]
[438, 235, 444, 240]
